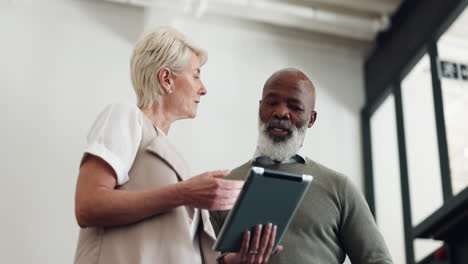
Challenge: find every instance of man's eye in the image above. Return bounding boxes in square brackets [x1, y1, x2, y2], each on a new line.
[291, 106, 304, 111]
[265, 101, 277, 106]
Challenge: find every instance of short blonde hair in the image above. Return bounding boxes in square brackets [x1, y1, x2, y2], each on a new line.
[130, 26, 207, 108]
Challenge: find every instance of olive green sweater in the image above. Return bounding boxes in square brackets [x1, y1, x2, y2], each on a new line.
[210, 159, 393, 264]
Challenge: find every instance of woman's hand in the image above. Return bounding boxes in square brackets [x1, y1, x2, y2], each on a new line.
[224, 224, 283, 264]
[176, 170, 244, 210]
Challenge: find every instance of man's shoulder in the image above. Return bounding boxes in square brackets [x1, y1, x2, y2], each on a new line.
[225, 161, 254, 180]
[304, 157, 347, 183]
[226, 158, 349, 184]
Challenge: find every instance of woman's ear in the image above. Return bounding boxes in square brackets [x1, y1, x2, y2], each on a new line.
[158, 67, 173, 93]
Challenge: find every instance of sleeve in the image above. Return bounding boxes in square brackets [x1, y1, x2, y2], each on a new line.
[338, 176, 393, 264]
[82, 103, 143, 186]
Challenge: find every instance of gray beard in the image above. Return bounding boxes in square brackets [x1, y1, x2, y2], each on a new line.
[257, 120, 307, 162]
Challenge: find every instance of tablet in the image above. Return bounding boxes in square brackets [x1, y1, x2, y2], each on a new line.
[213, 166, 313, 252]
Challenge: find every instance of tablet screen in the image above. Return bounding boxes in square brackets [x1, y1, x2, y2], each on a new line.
[213, 167, 313, 252]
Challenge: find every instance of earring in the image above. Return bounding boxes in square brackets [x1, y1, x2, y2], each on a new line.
[168, 89, 173, 94]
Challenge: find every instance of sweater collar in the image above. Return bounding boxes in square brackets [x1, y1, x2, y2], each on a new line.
[251, 146, 307, 165]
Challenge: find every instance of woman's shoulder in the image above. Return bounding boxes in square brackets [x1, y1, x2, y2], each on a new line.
[96, 102, 143, 124]
[87, 102, 143, 139]
[84, 102, 144, 185]
[101, 102, 141, 116]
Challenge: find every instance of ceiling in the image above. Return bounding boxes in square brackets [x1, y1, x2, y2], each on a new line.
[105, 0, 404, 42]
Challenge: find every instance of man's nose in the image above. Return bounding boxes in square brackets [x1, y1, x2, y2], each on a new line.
[273, 105, 290, 120]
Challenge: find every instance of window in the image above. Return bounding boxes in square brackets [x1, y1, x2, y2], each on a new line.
[437, 7, 468, 195]
[363, 4, 468, 264]
[370, 94, 406, 264]
[401, 54, 443, 261]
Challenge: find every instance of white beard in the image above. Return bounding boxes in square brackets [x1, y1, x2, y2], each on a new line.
[257, 120, 307, 162]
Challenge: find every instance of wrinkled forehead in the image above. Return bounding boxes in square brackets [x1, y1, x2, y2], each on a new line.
[264, 70, 314, 91]
[264, 78, 310, 92]
[261, 76, 315, 111]
[263, 79, 314, 100]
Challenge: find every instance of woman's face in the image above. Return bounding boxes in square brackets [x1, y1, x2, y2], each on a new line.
[170, 53, 207, 119]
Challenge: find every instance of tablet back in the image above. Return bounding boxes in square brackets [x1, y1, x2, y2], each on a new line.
[213, 167, 313, 252]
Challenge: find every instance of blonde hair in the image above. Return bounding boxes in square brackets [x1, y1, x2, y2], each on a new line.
[130, 26, 207, 108]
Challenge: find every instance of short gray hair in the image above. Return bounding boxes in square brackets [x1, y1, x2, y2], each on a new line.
[130, 26, 207, 108]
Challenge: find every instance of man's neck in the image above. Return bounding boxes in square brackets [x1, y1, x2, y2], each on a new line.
[252, 146, 306, 164]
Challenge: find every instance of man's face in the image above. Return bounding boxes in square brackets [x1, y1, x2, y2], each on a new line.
[259, 74, 316, 143]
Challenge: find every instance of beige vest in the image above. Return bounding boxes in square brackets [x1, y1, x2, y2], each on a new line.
[74, 115, 218, 264]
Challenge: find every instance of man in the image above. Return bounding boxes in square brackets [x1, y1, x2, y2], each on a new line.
[211, 68, 393, 264]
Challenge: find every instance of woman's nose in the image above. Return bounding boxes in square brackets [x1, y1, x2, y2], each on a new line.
[199, 83, 207, 96]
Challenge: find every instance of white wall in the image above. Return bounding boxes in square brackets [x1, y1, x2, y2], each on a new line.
[0, 0, 366, 263]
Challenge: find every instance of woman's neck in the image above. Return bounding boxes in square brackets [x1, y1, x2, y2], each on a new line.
[140, 103, 174, 135]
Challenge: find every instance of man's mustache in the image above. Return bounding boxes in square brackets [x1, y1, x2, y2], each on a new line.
[266, 119, 293, 133]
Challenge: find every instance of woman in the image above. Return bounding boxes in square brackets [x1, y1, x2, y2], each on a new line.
[74, 27, 278, 264]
